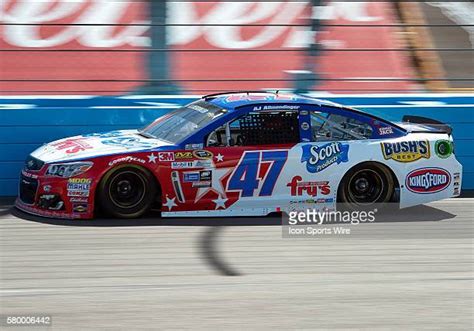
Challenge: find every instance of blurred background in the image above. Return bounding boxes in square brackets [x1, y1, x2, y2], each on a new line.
[1, 3, 473, 329]
[0, 1, 473, 195]
[1, 0, 472, 95]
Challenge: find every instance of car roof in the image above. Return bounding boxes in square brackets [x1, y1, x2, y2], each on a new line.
[203, 91, 345, 110]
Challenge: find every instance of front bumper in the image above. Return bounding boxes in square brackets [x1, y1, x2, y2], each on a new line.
[16, 170, 94, 220]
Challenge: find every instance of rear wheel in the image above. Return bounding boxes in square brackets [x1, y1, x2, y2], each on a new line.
[338, 163, 394, 209]
[98, 166, 156, 218]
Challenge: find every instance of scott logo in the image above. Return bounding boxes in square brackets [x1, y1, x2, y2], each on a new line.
[381, 140, 430, 162]
[406, 168, 451, 194]
[301, 142, 349, 173]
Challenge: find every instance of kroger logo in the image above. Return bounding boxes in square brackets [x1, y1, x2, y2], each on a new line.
[301, 142, 349, 173]
[406, 168, 451, 194]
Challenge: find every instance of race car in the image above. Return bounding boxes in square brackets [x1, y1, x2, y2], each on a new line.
[16, 91, 462, 219]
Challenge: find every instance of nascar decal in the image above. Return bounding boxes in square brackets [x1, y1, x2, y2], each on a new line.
[301, 142, 349, 173]
[193, 150, 213, 160]
[381, 140, 430, 163]
[405, 168, 451, 194]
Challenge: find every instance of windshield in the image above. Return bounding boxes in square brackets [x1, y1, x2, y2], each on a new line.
[140, 100, 226, 144]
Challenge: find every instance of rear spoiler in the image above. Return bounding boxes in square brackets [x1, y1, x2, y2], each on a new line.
[402, 115, 452, 135]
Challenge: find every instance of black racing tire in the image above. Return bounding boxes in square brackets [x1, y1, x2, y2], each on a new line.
[97, 166, 157, 218]
[338, 162, 394, 210]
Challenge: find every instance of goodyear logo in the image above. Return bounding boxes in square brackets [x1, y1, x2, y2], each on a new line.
[381, 140, 430, 163]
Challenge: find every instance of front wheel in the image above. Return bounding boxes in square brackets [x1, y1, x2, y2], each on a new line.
[97, 166, 157, 218]
[338, 163, 394, 209]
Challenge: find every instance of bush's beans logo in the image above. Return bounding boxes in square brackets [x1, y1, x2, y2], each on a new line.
[406, 168, 451, 194]
[287, 176, 331, 196]
[193, 150, 213, 160]
[381, 140, 430, 162]
[301, 143, 349, 173]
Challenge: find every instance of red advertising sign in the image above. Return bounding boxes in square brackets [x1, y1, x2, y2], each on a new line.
[0, 1, 416, 94]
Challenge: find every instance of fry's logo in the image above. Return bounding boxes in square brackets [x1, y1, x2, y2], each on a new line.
[287, 176, 331, 196]
[381, 140, 430, 162]
[406, 168, 451, 194]
[301, 143, 349, 173]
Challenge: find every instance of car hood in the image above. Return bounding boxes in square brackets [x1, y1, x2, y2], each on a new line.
[31, 130, 171, 163]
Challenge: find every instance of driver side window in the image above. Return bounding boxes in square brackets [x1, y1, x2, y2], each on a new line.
[206, 111, 300, 147]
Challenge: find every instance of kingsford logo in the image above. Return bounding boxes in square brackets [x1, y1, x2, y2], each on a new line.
[406, 168, 451, 194]
[301, 142, 349, 173]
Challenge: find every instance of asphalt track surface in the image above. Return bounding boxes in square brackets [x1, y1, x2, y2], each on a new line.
[0, 199, 473, 330]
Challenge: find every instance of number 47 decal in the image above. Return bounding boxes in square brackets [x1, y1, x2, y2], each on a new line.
[227, 150, 288, 197]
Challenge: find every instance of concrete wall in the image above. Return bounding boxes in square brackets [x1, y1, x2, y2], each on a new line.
[0, 94, 472, 196]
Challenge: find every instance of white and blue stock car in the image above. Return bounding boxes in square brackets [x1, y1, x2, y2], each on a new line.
[17, 92, 462, 219]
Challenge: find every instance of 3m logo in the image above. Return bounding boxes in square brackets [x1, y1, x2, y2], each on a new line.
[406, 168, 451, 194]
[158, 152, 175, 162]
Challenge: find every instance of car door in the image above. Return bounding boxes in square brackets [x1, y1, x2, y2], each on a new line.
[197, 109, 303, 214]
[288, 109, 374, 211]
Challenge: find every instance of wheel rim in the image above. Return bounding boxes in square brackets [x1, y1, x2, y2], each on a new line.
[347, 169, 384, 205]
[108, 171, 146, 209]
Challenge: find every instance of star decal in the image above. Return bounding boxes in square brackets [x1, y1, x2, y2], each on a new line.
[164, 195, 177, 211]
[194, 166, 233, 203]
[216, 153, 224, 162]
[147, 153, 157, 163]
[213, 195, 228, 209]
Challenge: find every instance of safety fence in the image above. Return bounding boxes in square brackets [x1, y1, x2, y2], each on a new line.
[0, 94, 472, 196]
